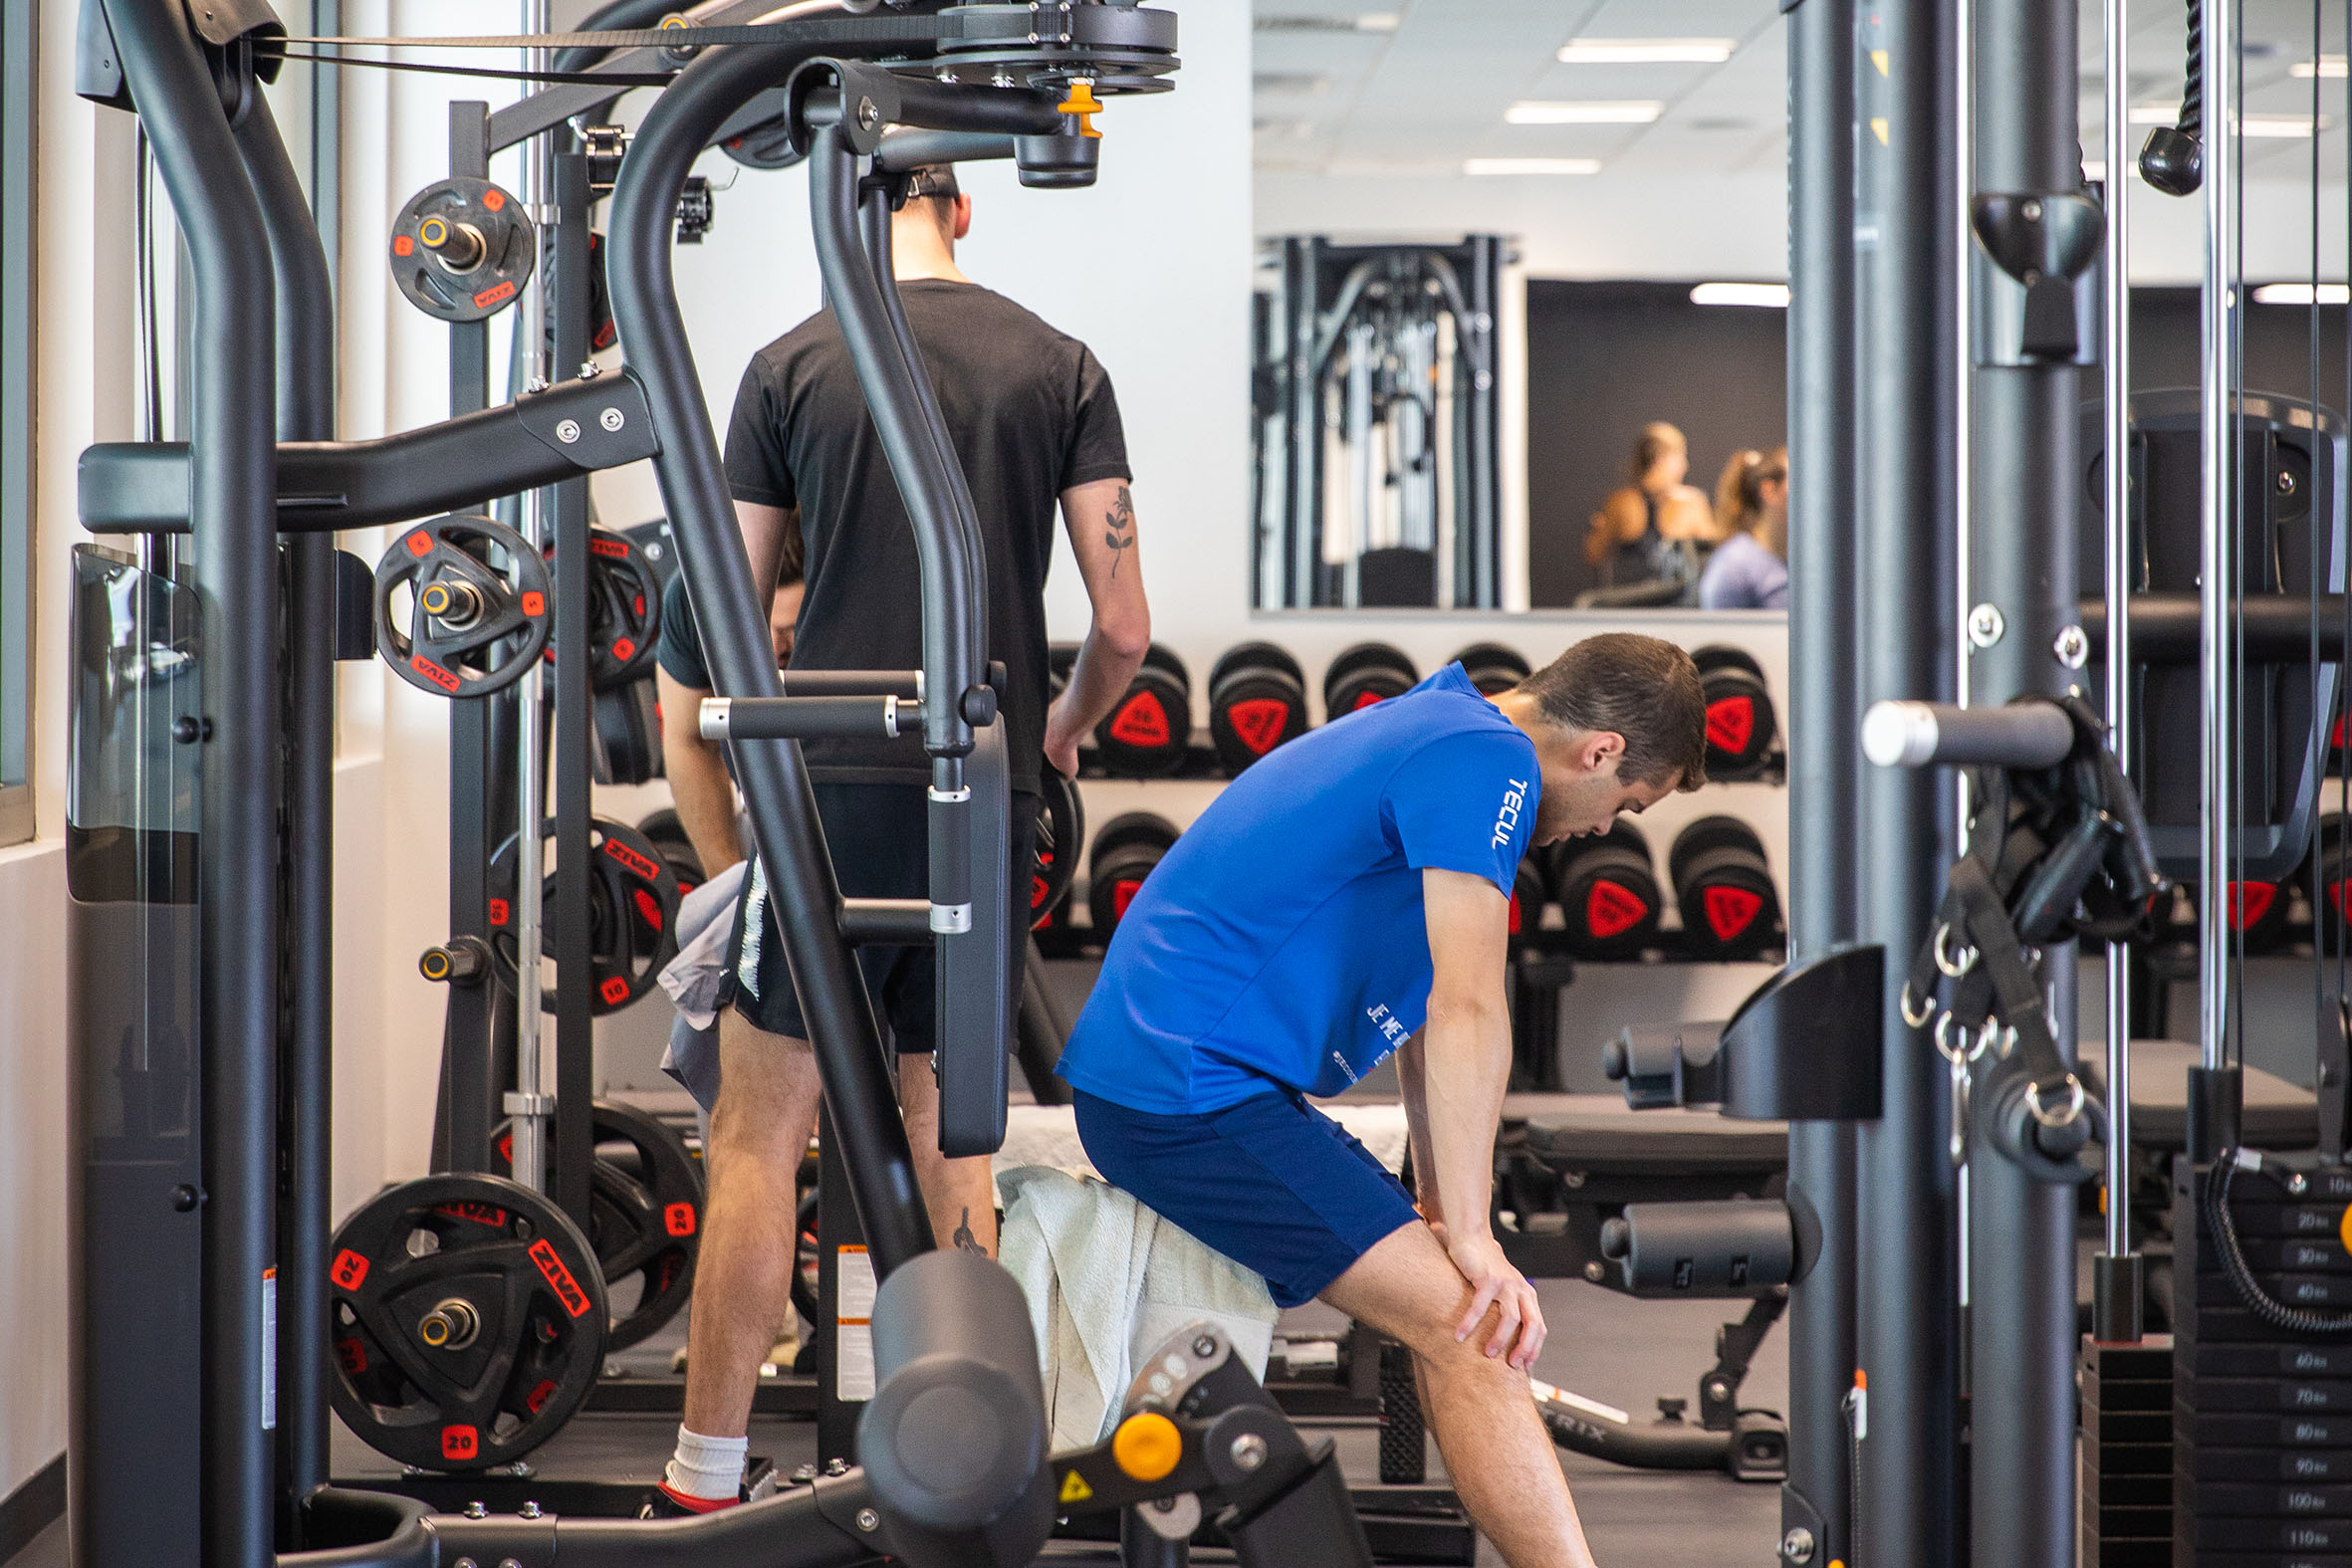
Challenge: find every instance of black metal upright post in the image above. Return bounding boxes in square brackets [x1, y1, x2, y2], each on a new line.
[232, 89, 337, 1538]
[108, 5, 281, 1566]
[1782, 0, 1860, 1555]
[549, 148, 597, 1233]
[1964, 0, 2090, 1557]
[1854, 0, 1963, 1560]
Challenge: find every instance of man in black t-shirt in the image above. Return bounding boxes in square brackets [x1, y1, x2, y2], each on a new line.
[656, 165, 1152, 1514]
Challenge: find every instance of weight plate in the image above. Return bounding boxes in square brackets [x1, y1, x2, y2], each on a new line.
[387, 177, 536, 325]
[590, 680, 662, 788]
[374, 515, 552, 698]
[1087, 812, 1180, 937]
[328, 1173, 607, 1471]
[549, 528, 662, 693]
[1208, 643, 1308, 776]
[1033, 770, 1084, 929]
[1451, 642, 1531, 696]
[492, 1101, 704, 1351]
[488, 816, 683, 1014]
[1094, 667, 1191, 776]
[1324, 641, 1418, 716]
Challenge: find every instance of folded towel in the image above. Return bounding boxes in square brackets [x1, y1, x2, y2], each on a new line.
[658, 860, 746, 1116]
[997, 1165, 1279, 1450]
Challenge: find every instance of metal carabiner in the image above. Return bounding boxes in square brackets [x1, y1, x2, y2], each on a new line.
[1934, 922, 1979, 979]
[1902, 982, 1937, 1028]
[2025, 1072, 2087, 1129]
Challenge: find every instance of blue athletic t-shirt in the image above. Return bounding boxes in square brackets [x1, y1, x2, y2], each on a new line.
[1057, 663, 1540, 1112]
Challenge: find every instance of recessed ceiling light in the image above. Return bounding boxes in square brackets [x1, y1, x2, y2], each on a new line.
[2128, 105, 2325, 136]
[1464, 157, 1603, 175]
[1254, 13, 1399, 33]
[1690, 283, 1789, 307]
[2250, 283, 2352, 305]
[1506, 100, 1663, 124]
[1355, 12, 1400, 30]
[2292, 55, 2347, 78]
[1556, 38, 1736, 64]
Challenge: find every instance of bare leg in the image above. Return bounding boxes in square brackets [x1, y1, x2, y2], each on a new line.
[898, 1058, 998, 1256]
[1323, 1224, 1598, 1568]
[681, 1011, 823, 1439]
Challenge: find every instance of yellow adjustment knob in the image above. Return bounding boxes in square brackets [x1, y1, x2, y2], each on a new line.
[1111, 1411, 1182, 1482]
[1058, 80, 1103, 138]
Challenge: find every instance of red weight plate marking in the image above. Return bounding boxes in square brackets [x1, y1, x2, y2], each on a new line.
[409, 655, 461, 694]
[664, 1202, 697, 1237]
[1508, 893, 1523, 936]
[1701, 885, 1764, 942]
[335, 1336, 368, 1375]
[482, 188, 505, 211]
[392, 235, 414, 257]
[2334, 880, 2352, 921]
[432, 1201, 508, 1228]
[590, 535, 629, 559]
[441, 1426, 480, 1462]
[1111, 878, 1145, 919]
[2229, 882, 2277, 930]
[520, 591, 546, 617]
[1706, 697, 1755, 757]
[604, 838, 660, 879]
[633, 888, 663, 928]
[1032, 871, 1051, 911]
[525, 1379, 558, 1416]
[489, 898, 510, 927]
[1227, 698, 1293, 756]
[330, 1249, 370, 1291]
[1586, 880, 1651, 940]
[634, 594, 646, 616]
[1351, 689, 1387, 712]
[406, 531, 434, 558]
[599, 975, 631, 1007]
[656, 1253, 686, 1291]
[612, 637, 636, 662]
[496, 1133, 514, 1166]
[528, 1237, 595, 1319]
[1108, 691, 1170, 749]
[472, 279, 518, 311]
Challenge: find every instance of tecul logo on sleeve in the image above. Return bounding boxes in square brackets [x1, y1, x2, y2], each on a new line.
[1492, 779, 1531, 850]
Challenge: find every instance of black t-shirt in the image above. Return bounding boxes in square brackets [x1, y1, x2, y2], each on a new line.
[722, 280, 1130, 792]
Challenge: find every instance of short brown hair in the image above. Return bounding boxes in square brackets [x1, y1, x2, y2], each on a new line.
[1518, 633, 1707, 791]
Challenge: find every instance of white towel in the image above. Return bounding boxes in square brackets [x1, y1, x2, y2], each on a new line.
[996, 1165, 1279, 1451]
[657, 860, 747, 1116]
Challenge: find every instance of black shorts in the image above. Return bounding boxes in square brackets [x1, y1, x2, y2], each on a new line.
[728, 782, 1037, 1052]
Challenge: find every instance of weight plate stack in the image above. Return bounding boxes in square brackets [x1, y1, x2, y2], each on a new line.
[1547, 820, 1663, 961]
[373, 515, 552, 697]
[1087, 812, 1181, 939]
[489, 816, 683, 1013]
[1668, 816, 1783, 961]
[1323, 642, 1419, 718]
[1033, 770, 1084, 930]
[491, 1101, 705, 1351]
[1451, 642, 1531, 697]
[1207, 641, 1310, 775]
[1691, 645, 1778, 781]
[1094, 643, 1192, 777]
[328, 1173, 607, 1471]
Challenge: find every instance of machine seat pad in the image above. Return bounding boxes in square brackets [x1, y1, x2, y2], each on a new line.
[1520, 1095, 1789, 1176]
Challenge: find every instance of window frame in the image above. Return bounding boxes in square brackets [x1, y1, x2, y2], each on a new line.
[0, 3, 36, 847]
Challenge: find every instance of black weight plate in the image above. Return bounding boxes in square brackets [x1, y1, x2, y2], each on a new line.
[1675, 851, 1782, 958]
[488, 816, 683, 1014]
[387, 177, 536, 325]
[548, 527, 662, 693]
[1094, 666, 1191, 776]
[374, 515, 552, 698]
[328, 1173, 606, 1471]
[1511, 857, 1547, 940]
[1324, 641, 1418, 716]
[1691, 643, 1764, 679]
[492, 1102, 704, 1351]
[1698, 667, 1776, 778]
[1208, 640, 1307, 694]
[1668, 814, 1767, 890]
[1207, 645, 1309, 775]
[1550, 822, 1663, 958]
[1087, 812, 1180, 938]
[1033, 770, 1084, 929]
[1451, 642, 1531, 695]
[591, 680, 662, 787]
[1139, 642, 1191, 687]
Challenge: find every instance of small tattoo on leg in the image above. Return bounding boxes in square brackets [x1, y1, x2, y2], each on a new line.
[954, 1208, 983, 1253]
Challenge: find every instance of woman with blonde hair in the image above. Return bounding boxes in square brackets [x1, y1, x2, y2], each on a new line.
[1583, 422, 1716, 595]
[1698, 446, 1788, 610]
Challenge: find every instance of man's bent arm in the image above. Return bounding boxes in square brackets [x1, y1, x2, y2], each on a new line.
[658, 665, 745, 874]
[1395, 1031, 1440, 1220]
[1045, 477, 1152, 775]
[735, 500, 798, 605]
[1418, 869, 1516, 1243]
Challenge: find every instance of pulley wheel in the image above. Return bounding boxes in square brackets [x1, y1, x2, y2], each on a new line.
[374, 515, 551, 698]
[492, 1101, 704, 1351]
[328, 1173, 606, 1471]
[488, 816, 682, 1014]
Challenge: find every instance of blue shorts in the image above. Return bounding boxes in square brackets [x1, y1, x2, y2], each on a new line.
[1071, 1088, 1420, 1308]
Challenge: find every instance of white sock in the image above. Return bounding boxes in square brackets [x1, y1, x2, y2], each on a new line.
[664, 1426, 749, 1501]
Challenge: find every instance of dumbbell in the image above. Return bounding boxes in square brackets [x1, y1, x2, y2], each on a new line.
[1545, 820, 1663, 960]
[1031, 770, 1084, 931]
[1668, 816, 1783, 960]
[1511, 854, 1548, 941]
[1691, 645, 1777, 780]
[1324, 642, 1419, 717]
[1452, 642, 1531, 697]
[1207, 641, 1309, 775]
[1094, 643, 1192, 777]
[1087, 813, 1182, 939]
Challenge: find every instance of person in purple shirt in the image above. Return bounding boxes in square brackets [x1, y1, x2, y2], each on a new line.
[1699, 446, 1789, 610]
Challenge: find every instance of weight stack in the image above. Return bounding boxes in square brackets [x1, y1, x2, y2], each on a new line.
[2079, 1336, 2173, 1568]
[2172, 1155, 2352, 1566]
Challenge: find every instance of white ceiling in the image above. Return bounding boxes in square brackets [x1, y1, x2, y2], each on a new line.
[1251, 0, 2352, 184]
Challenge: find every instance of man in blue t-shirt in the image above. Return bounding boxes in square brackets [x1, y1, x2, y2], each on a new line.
[1058, 632, 1707, 1568]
